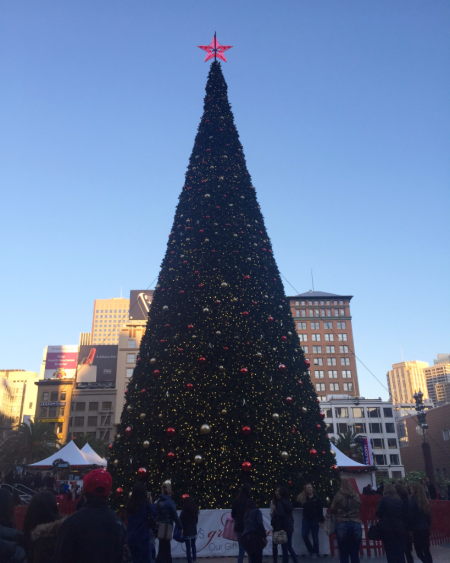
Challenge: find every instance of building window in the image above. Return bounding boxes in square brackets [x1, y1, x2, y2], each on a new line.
[295, 301, 299, 306]
[326, 423, 334, 433]
[374, 454, 386, 465]
[338, 334, 348, 341]
[371, 438, 385, 449]
[315, 371, 324, 379]
[101, 414, 111, 426]
[330, 383, 340, 391]
[324, 408, 333, 418]
[340, 309, 345, 316]
[342, 370, 352, 378]
[325, 334, 334, 341]
[368, 407, 381, 418]
[320, 309, 325, 316]
[324, 322, 333, 329]
[128, 339, 136, 348]
[102, 402, 112, 411]
[316, 383, 325, 392]
[48, 407, 57, 417]
[301, 310, 306, 317]
[298, 334, 308, 342]
[388, 438, 398, 449]
[309, 310, 313, 317]
[302, 346, 309, 353]
[370, 423, 382, 433]
[383, 408, 393, 418]
[89, 402, 99, 411]
[390, 454, 400, 465]
[354, 422, 366, 434]
[315, 309, 319, 317]
[74, 417, 84, 427]
[385, 423, 396, 433]
[443, 429, 450, 441]
[310, 322, 319, 329]
[297, 322, 306, 329]
[39, 407, 47, 417]
[327, 354, 336, 362]
[126, 368, 134, 378]
[312, 334, 321, 341]
[87, 416, 97, 427]
[337, 322, 346, 329]
[339, 345, 349, 353]
[340, 357, 350, 366]
[399, 421, 409, 448]
[335, 408, 348, 418]
[127, 354, 136, 363]
[326, 309, 331, 316]
[352, 407, 364, 418]
[314, 358, 323, 366]
[337, 422, 347, 433]
[343, 383, 353, 391]
[75, 402, 86, 411]
[295, 310, 300, 317]
[312, 346, 322, 353]
[29, 402, 33, 409]
[60, 392, 66, 400]
[328, 370, 338, 379]
[50, 391, 58, 401]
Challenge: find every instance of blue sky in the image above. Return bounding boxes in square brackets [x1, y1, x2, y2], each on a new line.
[1, 1, 449, 400]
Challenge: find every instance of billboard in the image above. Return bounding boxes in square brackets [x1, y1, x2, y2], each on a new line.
[44, 345, 78, 380]
[77, 345, 118, 383]
[129, 290, 154, 321]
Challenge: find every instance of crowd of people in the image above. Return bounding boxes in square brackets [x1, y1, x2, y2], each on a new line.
[0, 469, 438, 563]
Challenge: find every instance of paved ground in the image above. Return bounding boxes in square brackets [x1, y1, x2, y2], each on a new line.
[172, 543, 450, 562]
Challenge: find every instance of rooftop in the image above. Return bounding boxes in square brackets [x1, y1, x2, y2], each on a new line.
[287, 290, 353, 300]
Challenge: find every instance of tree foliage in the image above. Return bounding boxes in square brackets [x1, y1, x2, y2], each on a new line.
[331, 430, 363, 462]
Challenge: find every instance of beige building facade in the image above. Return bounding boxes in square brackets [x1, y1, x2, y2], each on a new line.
[387, 361, 429, 405]
[0, 370, 41, 426]
[424, 362, 450, 406]
[35, 379, 74, 441]
[91, 297, 130, 345]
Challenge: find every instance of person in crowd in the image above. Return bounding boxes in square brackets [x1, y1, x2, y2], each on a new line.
[420, 479, 430, 500]
[53, 468, 126, 563]
[22, 490, 63, 563]
[376, 482, 384, 496]
[395, 484, 413, 563]
[424, 478, 438, 501]
[271, 486, 298, 563]
[297, 483, 324, 559]
[232, 483, 253, 563]
[126, 482, 157, 563]
[45, 472, 56, 492]
[241, 499, 267, 563]
[4, 470, 15, 486]
[375, 483, 407, 563]
[33, 473, 42, 491]
[180, 496, 199, 563]
[155, 482, 182, 563]
[23, 472, 34, 490]
[330, 479, 362, 563]
[409, 483, 433, 563]
[0, 488, 27, 563]
[362, 484, 373, 495]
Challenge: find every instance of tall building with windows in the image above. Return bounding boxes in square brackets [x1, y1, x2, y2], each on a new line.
[387, 361, 429, 405]
[423, 362, 450, 406]
[0, 370, 41, 426]
[287, 291, 360, 398]
[91, 297, 130, 345]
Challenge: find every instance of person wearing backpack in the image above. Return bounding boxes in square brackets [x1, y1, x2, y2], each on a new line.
[126, 483, 157, 563]
[241, 500, 267, 563]
[155, 483, 182, 563]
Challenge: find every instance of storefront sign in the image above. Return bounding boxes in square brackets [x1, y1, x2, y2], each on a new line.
[40, 418, 65, 423]
[40, 402, 66, 407]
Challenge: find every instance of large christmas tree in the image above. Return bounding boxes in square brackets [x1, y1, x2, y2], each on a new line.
[109, 61, 339, 509]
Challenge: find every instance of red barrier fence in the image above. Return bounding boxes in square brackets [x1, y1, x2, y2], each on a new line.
[14, 498, 78, 531]
[329, 496, 450, 557]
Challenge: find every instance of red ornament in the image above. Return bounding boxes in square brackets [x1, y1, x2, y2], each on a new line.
[288, 481, 292, 486]
[199, 357, 206, 364]
[178, 348, 183, 352]
[298, 380, 303, 386]
[240, 368, 248, 374]
[223, 347, 229, 351]
[165, 324, 170, 328]
[153, 370, 160, 376]
[242, 311, 249, 316]
[182, 494, 190, 500]
[316, 424, 322, 431]
[125, 389, 128, 394]
[198, 35, 233, 62]
[244, 275, 250, 280]
[183, 260, 187, 264]
[116, 487, 123, 496]
[188, 324, 194, 330]
[125, 426, 132, 436]
[109, 444, 113, 451]
[319, 411, 326, 420]
[216, 299, 221, 304]
[198, 283, 204, 288]
[180, 290, 185, 294]
[333, 464, 339, 471]
[141, 389, 146, 394]
[305, 360, 310, 368]
[286, 397, 293, 404]
[242, 426, 251, 435]
[167, 427, 175, 437]
[242, 461, 252, 472]
[138, 467, 147, 477]
[316, 398, 320, 403]
[167, 452, 175, 460]
[268, 316, 274, 322]
[160, 339, 165, 343]
[194, 271, 199, 275]
[282, 336, 287, 341]
[279, 364, 286, 372]
[309, 448, 318, 458]
[187, 383, 194, 390]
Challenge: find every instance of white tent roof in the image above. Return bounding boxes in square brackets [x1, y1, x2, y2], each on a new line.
[333, 444, 373, 469]
[29, 440, 97, 468]
[81, 443, 107, 467]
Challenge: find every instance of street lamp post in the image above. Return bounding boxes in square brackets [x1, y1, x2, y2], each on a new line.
[413, 390, 435, 484]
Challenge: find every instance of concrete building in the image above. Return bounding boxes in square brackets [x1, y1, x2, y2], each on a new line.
[424, 363, 450, 406]
[34, 378, 74, 441]
[433, 354, 450, 365]
[69, 385, 116, 442]
[287, 291, 360, 399]
[387, 361, 429, 405]
[91, 297, 130, 345]
[321, 395, 404, 479]
[396, 403, 450, 478]
[0, 370, 41, 426]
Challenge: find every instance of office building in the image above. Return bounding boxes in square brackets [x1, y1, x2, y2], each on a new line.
[34, 378, 74, 441]
[0, 370, 40, 426]
[322, 395, 404, 479]
[424, 363, 450, 406]
[387, 361, 429, 405]
[434, 354, 450, 365]
[91, 297, 130, 345]
[288, 291, 360, 399]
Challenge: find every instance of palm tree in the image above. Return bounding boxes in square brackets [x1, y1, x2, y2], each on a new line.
[331, 429, 363, 462]
[70, 433, 109, 458]
[0, 421, 60, 472]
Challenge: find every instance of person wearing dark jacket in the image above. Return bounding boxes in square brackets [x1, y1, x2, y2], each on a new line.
[180, 497, 199, 563]
[330, 479, 362, 563]
[375, 483, 407, 563]
[297, 483, 324, 558]
[395, 484, 413, 563]
[155, 483, 182, 563]
[232, 483, 252, 563]
[53, 468, 126, 563]
[0, 488, 27, 563]
[22, 490, 63, 563]
[408, 483, 433, 563]
[271, 487, 298, 563]
[241, 500, 267, 563]
[127, 483, 157, 563]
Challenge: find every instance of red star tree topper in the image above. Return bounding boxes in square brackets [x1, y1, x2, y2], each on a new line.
[198, 33, 232, 62]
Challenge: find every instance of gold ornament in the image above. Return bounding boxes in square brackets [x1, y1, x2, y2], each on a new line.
[288, 332, 292, 336]
[221, 409, 227, 415]
[113, 459, 119, 467]
[143, 440, 150, 449]
[126, 405, 133, 412]
[150, 358, 156, 364]
[116, 434, 121, 440]
[232, 297, 238, 302]
[158, 413, 163, 418]
[302, 407, 308, 414]
[139, 413, 146, 421]
[272, 413, 280, 421]
[281, 451, 289, 460]
[221, 282, 228, 288]
[256, 352, 262, 357]
[203, 308, 209, 313]
[163, 305, 169, 311]
[194, 455, 203, 464]
[330, 449, 336, 457]
[205, 238, 209, 242]
[200, 424, 211, 435]
[219, 366, 224, 371]
[216, 331, 221, 336]
[177, 371, 183, 375]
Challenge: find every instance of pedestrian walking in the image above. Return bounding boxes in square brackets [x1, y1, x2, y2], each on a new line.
[375, 483, 407, 563]
[241, 500, 268, 563]
[155, 482, 182, 563]
[395, 484, 413, 563]
[231, 483, 253, 563]
[271, 486, 298, 563]
[180, 496, 199, 563]
[408, 483, 433, 563]
[126, 482, 157, 563]
[53, 468, 126, 563]
[34, 472, 43, 491]
[297, 483, 324, 558]
[330, 479, 362, 563]
[22, 490, 63, 563]
[0, 488, 27, 563]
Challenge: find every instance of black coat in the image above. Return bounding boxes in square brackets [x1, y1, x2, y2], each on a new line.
[29, 518, 65, 563]
[232, 497, 253, 533]
[0, 525, 27, 563]
[53, 498, 126, 563]
[375, 496, 406, 536]
[408, 497, 431, 531]
[272, 498, 294, 533]
[180, 508, 198, 537]
[301, 495, 324, 523]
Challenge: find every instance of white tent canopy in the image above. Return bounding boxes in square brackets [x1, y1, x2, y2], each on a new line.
[29, 440, 106, 468]
[81, 443, 107, 467]
[333, 444, 371, 469]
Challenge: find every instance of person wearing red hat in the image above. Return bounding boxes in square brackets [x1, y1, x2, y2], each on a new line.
[53, 469, 125, 563]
